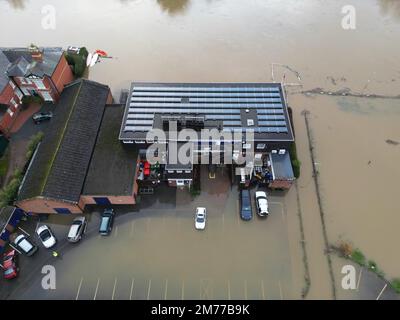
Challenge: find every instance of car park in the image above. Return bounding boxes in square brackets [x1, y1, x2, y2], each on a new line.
[36, 225, 57, 249]
[255, 191, 269, 217]
[239, 189, 253, 221]
[99, 208, 115, 236]
[32, 111, 53, 124]
[13, 234, 38, 257]
[3, 250, 19, 280]
[67, 216, 87, 243]
[195, 207, 207, 230]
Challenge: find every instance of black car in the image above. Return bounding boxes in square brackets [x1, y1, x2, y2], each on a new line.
[32, 111, 53, 124]
[99, 208, 115, 236]
[239, 189, 253, 221]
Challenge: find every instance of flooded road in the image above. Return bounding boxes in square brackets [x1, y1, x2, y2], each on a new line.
[1, 0, 400, 299]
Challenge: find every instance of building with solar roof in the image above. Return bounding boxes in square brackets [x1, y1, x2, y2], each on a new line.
[120, 82, 295, 189]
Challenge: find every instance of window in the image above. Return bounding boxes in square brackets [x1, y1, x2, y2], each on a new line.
[7, 109, 14, 117]
[32, 79, 46, 89]
[19, 77, 32, 85]
[20, 87, 30, 96]
[9, 81, 15, 89]
[256, 143, 266, 150]
[15, 89, 23, 101]
[243, 143, 251, 150]
[10, 98, 18, 108]
[54, 208, 71, 214]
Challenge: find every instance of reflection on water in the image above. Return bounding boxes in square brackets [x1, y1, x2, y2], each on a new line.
[5, 0, 26, 9]
[157, 0, 190, 15]
[378, 0, 400, 20]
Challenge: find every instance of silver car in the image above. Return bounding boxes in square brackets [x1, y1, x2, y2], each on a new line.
[67, 217, 87, 243]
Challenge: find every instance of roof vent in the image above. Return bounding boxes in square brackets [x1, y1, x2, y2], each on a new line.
[247, 119, 254, 126]
[245, 109, 250, 113]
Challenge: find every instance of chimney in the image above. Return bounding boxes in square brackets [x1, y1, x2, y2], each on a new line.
[29, 45, 43, 62]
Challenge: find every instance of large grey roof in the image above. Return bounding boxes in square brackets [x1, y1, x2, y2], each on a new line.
[83, 105, 138, 196]
[0, 47, 63, 78]
[119, 82, 294, 142]
[18, 79, 110, 203]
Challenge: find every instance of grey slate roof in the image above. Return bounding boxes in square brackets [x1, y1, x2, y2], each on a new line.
[0, 51, 10, 93]
[18, 79, 110, 203]
[83, 105, 138, 196]
[270, 152, 295, 181]
[0, 47, 63, 78]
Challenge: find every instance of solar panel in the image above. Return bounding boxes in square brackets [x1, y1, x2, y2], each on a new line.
[132, 92, 281, 98]
[129, 103, 284, 109]
[257, 114, 286, 120]
[121, 83, 291, 138]
[133, 86, 281, 93]
[258, 121, 287, 127]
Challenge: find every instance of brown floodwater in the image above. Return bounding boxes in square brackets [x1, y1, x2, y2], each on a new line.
[1, 0, 400, 298]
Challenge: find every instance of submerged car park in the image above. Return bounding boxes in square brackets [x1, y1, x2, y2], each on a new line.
[0, 81, 298, 296]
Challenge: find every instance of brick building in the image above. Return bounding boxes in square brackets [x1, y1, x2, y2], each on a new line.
[0, 47, 74, 137]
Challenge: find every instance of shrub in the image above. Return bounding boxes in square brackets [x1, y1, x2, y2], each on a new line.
[0, 169, 23, 207]
[289, 142, 301, 179]
[65, 46, 88, 78]
[21, 95, 44, 106]
[26, 132, 44, 161]
[351, 249, 366, 266]
[391, 279, 400, 293]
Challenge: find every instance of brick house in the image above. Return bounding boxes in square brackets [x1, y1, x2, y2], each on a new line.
[0, 47, 74, 137]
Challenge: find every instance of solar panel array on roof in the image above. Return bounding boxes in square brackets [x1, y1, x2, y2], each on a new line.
[120, 83, 293, 141]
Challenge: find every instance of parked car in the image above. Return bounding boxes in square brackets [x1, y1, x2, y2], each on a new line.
[239, 189, 253, 221]
[32, 111, 53, 124]
[67, 217, 87, 243]
[195, 207, 207, 230]
[255, 191, 269, 217]
[99, 208, 115, 236]
[13, 234, 38, 257]
[3, 250, 19, 280]
[36, 225, 57, 249]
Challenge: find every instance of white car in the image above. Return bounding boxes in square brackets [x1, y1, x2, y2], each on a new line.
[255, 191, 269, 217]
[68, 216, 87, 243]
[195, 207, 207, 230]
[13, 234, 38, 256]
[36, 225, 57, 249]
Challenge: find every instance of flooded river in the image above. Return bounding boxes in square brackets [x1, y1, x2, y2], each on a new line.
[1, 0, 400, 298]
